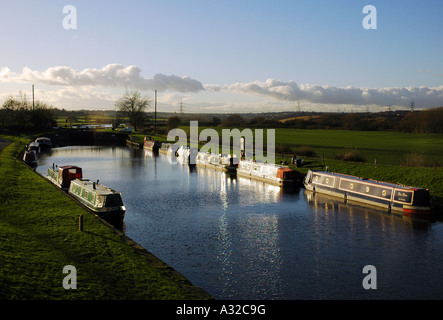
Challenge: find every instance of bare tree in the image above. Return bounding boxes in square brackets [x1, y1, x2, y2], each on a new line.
[115, 90, 151, 131]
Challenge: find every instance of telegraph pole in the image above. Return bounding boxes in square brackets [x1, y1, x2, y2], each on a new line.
[154, 90, 157, 134]
[32, 84, 35, 111]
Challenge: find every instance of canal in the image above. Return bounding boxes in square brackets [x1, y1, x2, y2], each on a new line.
[36, 145, 443, 300]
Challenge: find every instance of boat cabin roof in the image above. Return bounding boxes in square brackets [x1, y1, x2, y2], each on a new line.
[36, 137, 51, 142]
[71, 178, 120, 196]
[311, 170, 425, 191]
[59, 165, 82, 170]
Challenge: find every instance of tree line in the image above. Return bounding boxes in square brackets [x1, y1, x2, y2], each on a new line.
[217, 108, 443, 133]
[0, 92, 56, 130]
[1, 89, 442, 133]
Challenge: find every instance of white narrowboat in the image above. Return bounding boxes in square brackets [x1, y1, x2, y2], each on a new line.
[176, 146, 198, 164]
[159, 143, 175, 155]
[196, 152, 238, 173]
[236, 159, 299, 187]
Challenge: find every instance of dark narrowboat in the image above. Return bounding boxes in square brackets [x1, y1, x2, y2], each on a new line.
[304, 170, 433, 216]
[22, 150, 38, 166]
[35, 137, 52, 149]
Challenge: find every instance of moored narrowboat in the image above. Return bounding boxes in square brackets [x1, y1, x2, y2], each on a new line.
[68, 178, 126, 223]
[35, 137, 52, 149]
[236, 159, 299, 187]
[175, 146, 198, 165]
[159, 143, 175, 155]
[46, 164, 83, 190]
[143, 136, 161, 152]
[28, 142, 41, 156]
[304, 170, 433, 216]
[22, 149, 38, 166]
[196, 151, 238, 174]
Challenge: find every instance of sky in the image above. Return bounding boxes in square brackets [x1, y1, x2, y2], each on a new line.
[0, 0, 442, 113]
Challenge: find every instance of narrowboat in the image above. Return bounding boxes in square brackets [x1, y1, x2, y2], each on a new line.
[35, 137, 52, 149]
[46, 164, 83, 190]
[159, 143, 175, 155]
[68, 178, 126, 223]
[176, 146, 198, 164]
[22, 149, 38, 166]
[143, 136, 161, 152]
[28, 142, 41, 156]
[304, 170, 433, 216]
[236, 159, 300, 187]
[196, 152, 238, 174]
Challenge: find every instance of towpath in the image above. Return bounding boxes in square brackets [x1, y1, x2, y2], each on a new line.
[0, 139, 12, 153]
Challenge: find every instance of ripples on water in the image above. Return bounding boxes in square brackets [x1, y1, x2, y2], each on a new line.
[36, 146, 443, 300]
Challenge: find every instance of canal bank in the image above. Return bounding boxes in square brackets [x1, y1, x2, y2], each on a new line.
[0, 133, 213, 300]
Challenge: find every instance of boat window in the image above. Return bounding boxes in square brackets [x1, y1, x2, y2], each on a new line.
[394, 190, 413, 203]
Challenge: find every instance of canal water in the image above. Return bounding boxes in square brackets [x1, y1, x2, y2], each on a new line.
[36, 146, 443, 300]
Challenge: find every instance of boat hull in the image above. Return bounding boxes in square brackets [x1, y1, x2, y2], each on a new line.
[236, 169, 297, 187]
[69, 191, 126, 224]
[197, 161, 237, 174]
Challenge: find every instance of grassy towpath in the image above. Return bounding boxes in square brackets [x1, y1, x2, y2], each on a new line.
[0, 134, 212, 300]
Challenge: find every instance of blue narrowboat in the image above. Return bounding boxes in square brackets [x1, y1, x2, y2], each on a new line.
[304, 170, 433, 216]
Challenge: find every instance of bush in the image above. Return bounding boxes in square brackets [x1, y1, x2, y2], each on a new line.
[296, 146, 317, 157]
[335, 148, 365, 162]
[275, 144, 293, 155]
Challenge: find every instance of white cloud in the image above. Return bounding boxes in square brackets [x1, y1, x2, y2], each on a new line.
[210, 79, 443, 108]
[0, 64, 204, 93]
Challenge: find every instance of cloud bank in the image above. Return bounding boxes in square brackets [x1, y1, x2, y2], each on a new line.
[1, 64, 442, 109]
[207, 79, 443, 108]
[0, 64, 204, 93]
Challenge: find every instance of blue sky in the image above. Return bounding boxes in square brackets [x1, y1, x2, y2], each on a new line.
[1, 0, 442, 112]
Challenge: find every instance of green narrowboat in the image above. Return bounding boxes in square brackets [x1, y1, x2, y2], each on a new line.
[68, 178, 126, 223]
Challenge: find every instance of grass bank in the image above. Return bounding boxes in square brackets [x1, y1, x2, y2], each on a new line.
[0, 133, 212, 300]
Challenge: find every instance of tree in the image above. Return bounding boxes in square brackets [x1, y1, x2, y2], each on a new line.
[167, 116, 181, 131]
[222, 114, 247, 127]
[1, 92, 55, 129]
[115, 90, 151, 131]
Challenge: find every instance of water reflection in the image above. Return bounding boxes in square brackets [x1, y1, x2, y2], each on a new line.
[36, 146, 443, 300]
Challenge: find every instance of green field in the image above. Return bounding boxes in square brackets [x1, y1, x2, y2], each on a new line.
[161, 126, 443, 165]
[274, 129, 443, 165]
